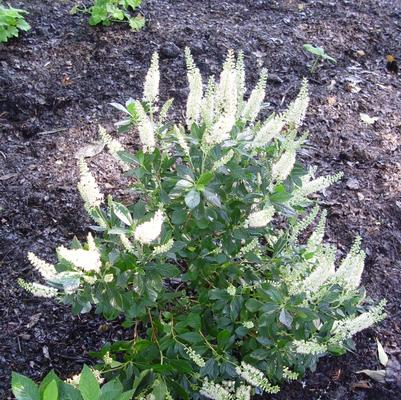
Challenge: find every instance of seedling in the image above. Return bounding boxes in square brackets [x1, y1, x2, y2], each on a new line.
[303, 43, 336, 73]
[71, 0, 144, 31]
[0, 4, 30, 43]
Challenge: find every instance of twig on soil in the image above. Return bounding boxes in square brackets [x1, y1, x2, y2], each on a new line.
[16, 337, 22, 353]
[57, 353, 91, 363]
[37, 128, 68, 136]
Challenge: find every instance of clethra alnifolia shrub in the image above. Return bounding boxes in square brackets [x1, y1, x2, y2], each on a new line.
[19, 50, 385, 399]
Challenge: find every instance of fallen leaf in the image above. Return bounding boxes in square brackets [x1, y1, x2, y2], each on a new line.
[356, 369, 386, 383]
[351, 380, 372, 390]
[0, 173, 18, 181]
[43, 345, 50, 360]
[360, 113, 379, 125]
[74, 143, 104, 159]
[377, 339, 389, 367]
[26, 313, 41, 329]
[346, 82, 361, 93]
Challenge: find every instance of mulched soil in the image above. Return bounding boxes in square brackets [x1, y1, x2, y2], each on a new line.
[1, 0, 401, 398]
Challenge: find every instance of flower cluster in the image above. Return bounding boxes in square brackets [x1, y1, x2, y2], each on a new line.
[245, 206, 275, 228]
[18, 279, 58, 298]
[184, 346, 206, 368]
[235, 362, 280, 394]
[330, 300, 386, 345]
[77, 158, 103, 209]
[133, 210, 164, 244]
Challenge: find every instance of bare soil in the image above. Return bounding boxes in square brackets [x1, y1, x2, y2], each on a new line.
[1, 0, 401, 399]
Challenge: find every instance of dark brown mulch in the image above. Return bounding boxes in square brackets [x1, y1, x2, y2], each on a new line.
[1, 0, 401, 398]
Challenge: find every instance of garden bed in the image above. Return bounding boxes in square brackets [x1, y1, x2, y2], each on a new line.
[1, 0, 401, 398]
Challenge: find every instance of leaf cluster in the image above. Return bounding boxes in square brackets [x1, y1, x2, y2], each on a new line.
[0, 4, 30, 43]
[12, 366, 134, 400]
[74, 0, 145, 31]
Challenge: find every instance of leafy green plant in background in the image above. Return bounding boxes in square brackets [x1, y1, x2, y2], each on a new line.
[12, 365, 135, 400]
[71, 0, 144, 31]
[0, 3, 30, 43]
[303, 43, 336, 73]
[17, 50, 385, 399]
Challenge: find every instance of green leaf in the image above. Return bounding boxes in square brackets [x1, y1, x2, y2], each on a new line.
[178, 332, 204, 344]
[43, 380, 58, 400]
[151, 263, 180, 278]
[113, 202, 133, 226]
[39, 371, 60, 397]
[245, 298, 263, 313]
[116, 390, 135, 400]
[152, 379, 167, 400]
[279, 309, 293, 329]
[79, 365, 100, 400]
[203, 189, 221, 208]
[11, 372, 40, 400]
[185, 189, 200, 209]
[128, 15, 145, 31]
[99, 379, 123, 400]
[186, 313, 201, 330]
[196, 172, 214, 189]
[132, 369, 151, 392]
[59, 383, 82, 400]
[171, 209, 187, 225]
[250, 348, 269, 360]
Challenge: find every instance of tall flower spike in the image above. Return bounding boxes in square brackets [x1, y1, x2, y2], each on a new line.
[335, 236, 366, 289]
[235, 385, 251, 400]
[200, 379, 232, 400]
[98, 125, 129, 171]
[306, 209, 327, 251]
[135, 101, 156, 152]
[143, 52, 160, 104]
[174, 125, 190, 155]
[27, 252, 57, 281]
[133, 210, 164, 244]
[236, 50, 246, 115]
[302, 245, 336, 293]
[18, 278, 58, 298]
[245, 206, 275, 228]
[290, 205, 320, 241]
[201, 76, 217, 127]
[57, 246, 101, 273]
[290, 172, 343, 204]
[252, 113, 285, 148]
[204, 113, 235, 145]
[241, 68, 268, 123]
[211, 149, 234, 172]
[185, 47, 203, 127]
[293, 338, 327, 355]
[183, 345, 206, 368]
[271, 148, 296, 182]
[285, 78, 309, 128]
[159, 98, 174, 124]
[217, 49, 237, 117]
[330, 300, 386, 345]
[77, 158, 103, 209]
[235, 362, 280, 394]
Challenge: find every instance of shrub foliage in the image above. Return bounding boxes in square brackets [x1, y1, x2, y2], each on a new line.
[18, 50, 385, 399]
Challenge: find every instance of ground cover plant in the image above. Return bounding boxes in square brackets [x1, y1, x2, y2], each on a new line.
[0, 2, 30, 43]
[71, 0, 144, 31]
[15, 50, 386, 399]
